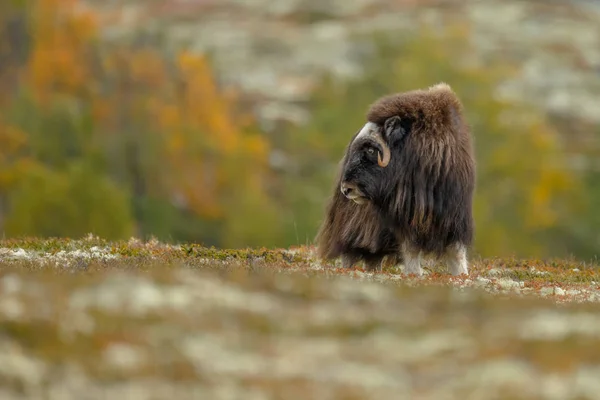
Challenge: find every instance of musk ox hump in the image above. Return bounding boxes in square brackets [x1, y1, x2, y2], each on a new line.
[366, 82, 465, 136]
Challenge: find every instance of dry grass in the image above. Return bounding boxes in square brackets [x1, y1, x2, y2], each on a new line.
[0, 236, 599, 400]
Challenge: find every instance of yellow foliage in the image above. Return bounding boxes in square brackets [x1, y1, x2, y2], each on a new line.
[244, 135, 269, 163]
[159, 105, 181, 131]
[175, 51, 241, 154]
[27, 0, 97, 103]
[129, 49, 168, 87]
[1, 0, 277, 244]
[129, 50, 273, 220]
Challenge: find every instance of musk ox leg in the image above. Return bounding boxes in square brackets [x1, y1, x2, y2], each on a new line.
[363, 255, 385, 272]
[381, 254, 402, 271]
[445, 242, 469, 276]
[341, 253, 362, 269]
[401, 242, 423, 276]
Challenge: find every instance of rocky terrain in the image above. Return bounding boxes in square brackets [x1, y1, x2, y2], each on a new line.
[84, 0, 600, 133]
[0, 237, 599, 399]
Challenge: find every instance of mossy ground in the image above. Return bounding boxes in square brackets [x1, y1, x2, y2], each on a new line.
[0, 236, 599, 399]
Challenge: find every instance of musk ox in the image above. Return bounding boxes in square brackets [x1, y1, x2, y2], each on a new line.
[314, 82, 475, 276]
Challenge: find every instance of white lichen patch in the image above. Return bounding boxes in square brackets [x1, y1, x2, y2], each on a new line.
[0, 248, 32, 260]
[0, 342, 48, 388]
[529, 266, 550, 276]
[495, 278, 525, 291]
[518, 311, 600, 340]
[0, 246, 120, 269]
[68, 275, 195, 316]
[103, 343, 148, 372]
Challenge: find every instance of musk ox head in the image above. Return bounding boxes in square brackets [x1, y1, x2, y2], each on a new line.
[339, 117, 407, 206]
[315, 82, 475, 276]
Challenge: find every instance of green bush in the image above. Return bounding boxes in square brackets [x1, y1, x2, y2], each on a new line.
[5, 161, 134, 240]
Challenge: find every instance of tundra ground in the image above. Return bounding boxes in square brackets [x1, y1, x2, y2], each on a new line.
[0, 236, 599, 400]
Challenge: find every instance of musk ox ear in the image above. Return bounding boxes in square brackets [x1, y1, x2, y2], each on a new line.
[383, 116, 406, 141]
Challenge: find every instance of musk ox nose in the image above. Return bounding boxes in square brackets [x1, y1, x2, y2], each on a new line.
[340, 182, 356, 197]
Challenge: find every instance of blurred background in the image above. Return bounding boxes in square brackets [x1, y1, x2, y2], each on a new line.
[0, 0, 598, 260]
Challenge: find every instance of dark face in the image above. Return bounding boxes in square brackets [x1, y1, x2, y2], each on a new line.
[340, 122, 388, 205]
[340, 117, 407, 205]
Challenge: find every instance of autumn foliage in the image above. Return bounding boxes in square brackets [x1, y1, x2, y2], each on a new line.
[0, 0, 277, 245]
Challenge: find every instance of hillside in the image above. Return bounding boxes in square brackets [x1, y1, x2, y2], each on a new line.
[85, 0, 600, 130]
[0, 237, 599, 399]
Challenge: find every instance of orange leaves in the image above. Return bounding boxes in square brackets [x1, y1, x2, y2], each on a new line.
[83, 41, 270, 221]
[175, 51, 240, 153]
[158, 105, 181, 132]
[166, 156, 223, 219]
[27, 0, 98, 102]
[128, 49, 168, 88]
[85, 46, 272, 222]
[133, 50, 272, 220]
[91, 98, 111, 122]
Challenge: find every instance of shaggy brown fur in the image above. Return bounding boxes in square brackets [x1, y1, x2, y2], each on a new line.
[315, 83, 475, 275]
[314, 150, 402, 271]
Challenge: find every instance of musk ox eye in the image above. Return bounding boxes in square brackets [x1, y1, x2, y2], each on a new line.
[366, 147, 375, 156]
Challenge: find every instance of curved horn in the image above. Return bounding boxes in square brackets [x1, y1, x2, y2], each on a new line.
[373, 135, 391, 167]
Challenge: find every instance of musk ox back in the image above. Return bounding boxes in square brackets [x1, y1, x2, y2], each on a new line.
[315, 82, 475, 276]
